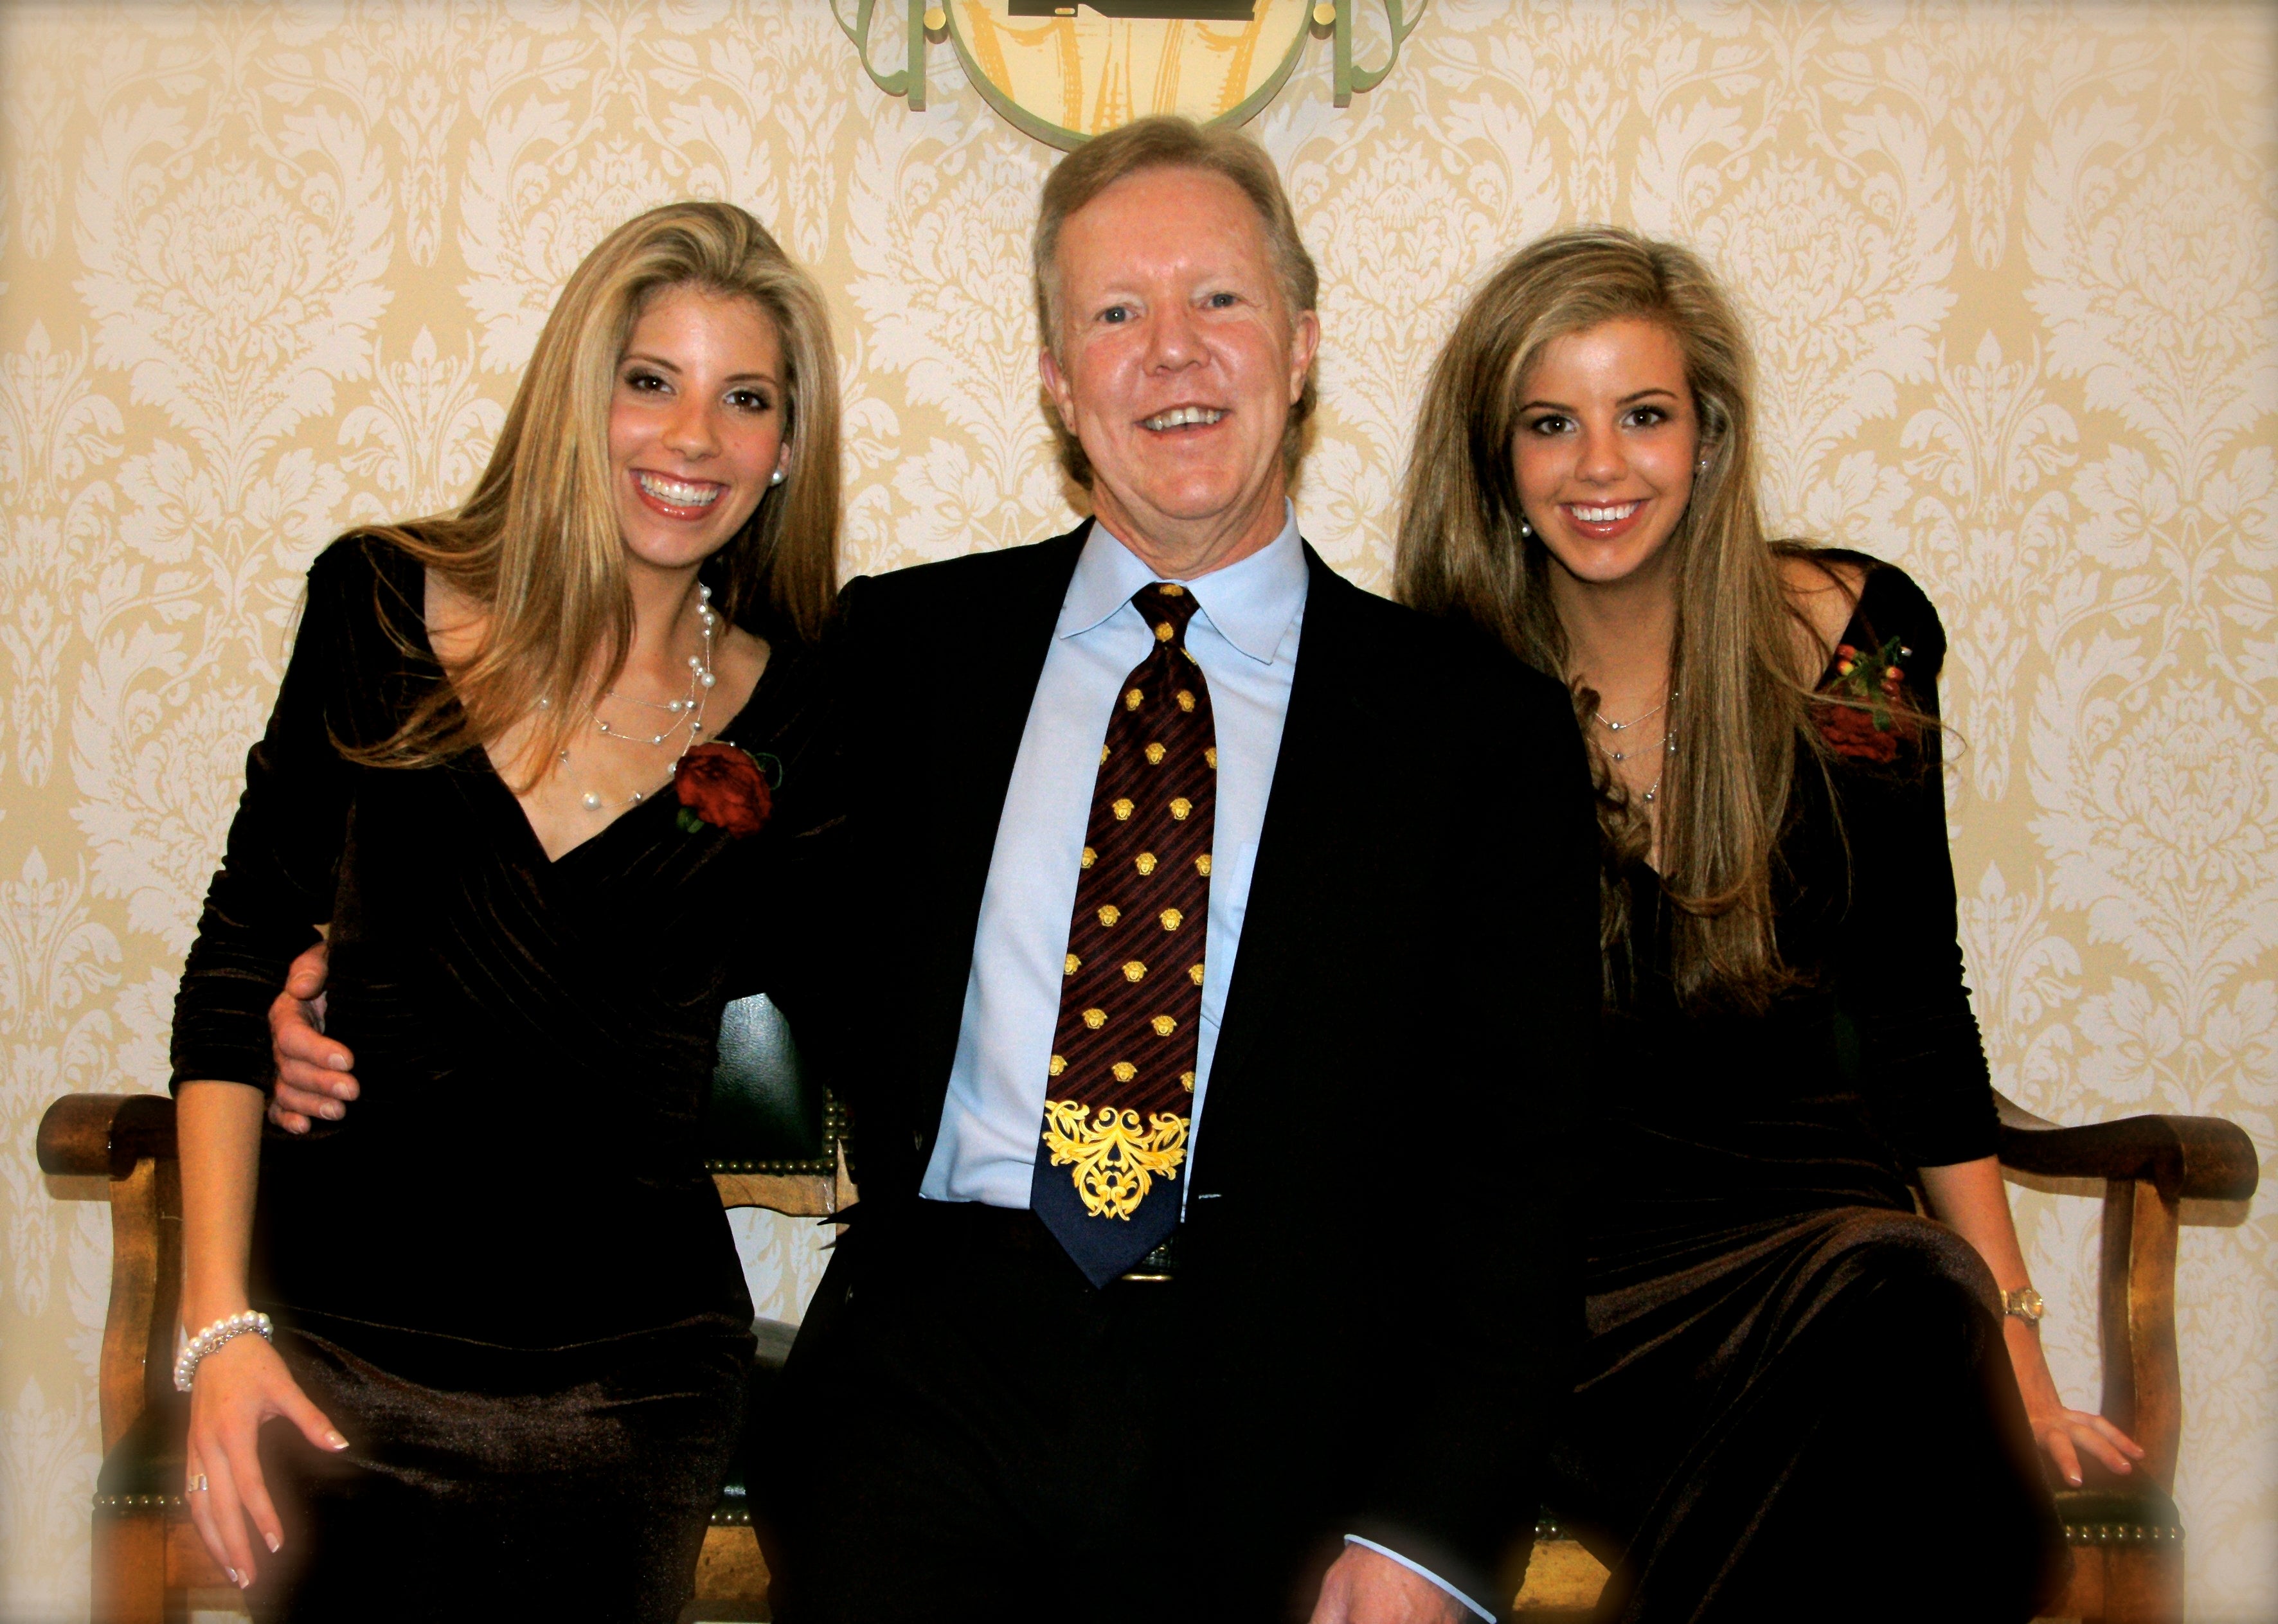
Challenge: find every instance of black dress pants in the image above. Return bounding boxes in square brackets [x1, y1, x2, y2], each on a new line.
[762, 1201, 1209, 1624]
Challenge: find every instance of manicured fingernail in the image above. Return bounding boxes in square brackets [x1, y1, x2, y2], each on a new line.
[325, 1430, 348, 1450]
[328, 1055, 350, 1071]
[226, 1567, 242, 1587]
[2067, 1473, 2082, 1486]
[265, 1531, 282, 1553]
[321, 1103, 343, 1120]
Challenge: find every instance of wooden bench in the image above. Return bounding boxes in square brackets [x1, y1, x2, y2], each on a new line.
[39, 999, 2255, 1622]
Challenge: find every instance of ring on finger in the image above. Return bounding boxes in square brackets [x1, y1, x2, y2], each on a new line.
[188, 1474, 209, 1494]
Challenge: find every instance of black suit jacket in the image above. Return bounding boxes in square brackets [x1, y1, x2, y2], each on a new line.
[807, 524, 1599, 1609]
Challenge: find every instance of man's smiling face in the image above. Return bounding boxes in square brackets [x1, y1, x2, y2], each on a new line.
[1040, 165, 1319, 577]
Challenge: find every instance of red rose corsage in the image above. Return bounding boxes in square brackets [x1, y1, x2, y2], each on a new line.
[1814, 635, 1915, 762]
[673, 742, 773, 838]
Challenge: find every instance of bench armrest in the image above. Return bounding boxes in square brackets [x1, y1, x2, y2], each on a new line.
[38, 1093, 179, 1180]
[1994, 1091, 2258, 1203]
[1994, 1088, 2260, 1491]
[38, 1093, 184, 1452]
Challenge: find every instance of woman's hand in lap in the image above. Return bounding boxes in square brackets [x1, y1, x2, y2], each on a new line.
[184, 1333, 348, 1589]
[2005, 1320, 2144, 1486]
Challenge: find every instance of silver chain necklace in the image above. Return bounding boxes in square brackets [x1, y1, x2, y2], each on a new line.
[537, 584, 719, 814]
[1593, 687, 1676, 733]
[1631, 731, 1678, 805]
[1592, 688, 1677, 806]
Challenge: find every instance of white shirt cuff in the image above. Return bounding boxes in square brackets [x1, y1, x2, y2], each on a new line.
[1341, 1535, 1495, 1621]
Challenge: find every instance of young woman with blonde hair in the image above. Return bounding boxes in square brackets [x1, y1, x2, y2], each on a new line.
[169, 200, 840, 1621]
[1398, 226, 2135, 1620]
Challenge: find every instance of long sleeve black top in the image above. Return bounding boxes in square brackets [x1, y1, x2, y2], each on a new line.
[171, 535, 832, 1347]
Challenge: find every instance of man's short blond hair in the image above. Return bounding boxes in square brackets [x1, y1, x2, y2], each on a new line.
[1033, 116, 1320, 490]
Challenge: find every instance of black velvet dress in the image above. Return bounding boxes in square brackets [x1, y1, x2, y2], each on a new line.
[1545, 558, 2070, 1623]
[170, 535, 830, 1622]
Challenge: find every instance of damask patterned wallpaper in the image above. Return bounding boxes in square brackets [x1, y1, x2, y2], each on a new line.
[0, 1, 2269, 1617]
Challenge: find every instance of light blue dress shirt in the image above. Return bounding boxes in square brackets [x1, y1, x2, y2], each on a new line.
[920, 504, 1306, 1209]
[912, 505, 1491, 1621]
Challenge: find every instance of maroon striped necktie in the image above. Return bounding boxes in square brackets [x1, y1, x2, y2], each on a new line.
[1030, 582, 1215, 1285]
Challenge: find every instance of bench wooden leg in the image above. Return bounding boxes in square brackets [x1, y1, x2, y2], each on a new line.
[694, 1523, 771, 1616]
[1512, 1535, 1610, 1616]
[2040, 1543, 2185, 1624]
[91, 1510, 168, 1624]
[2097, 1544, 2184, 1624]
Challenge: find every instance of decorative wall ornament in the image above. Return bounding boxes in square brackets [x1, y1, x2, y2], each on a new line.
[834, 0, 1419, 146]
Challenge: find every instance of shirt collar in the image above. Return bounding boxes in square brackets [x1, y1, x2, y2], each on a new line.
[1059, 501, 1307, 665]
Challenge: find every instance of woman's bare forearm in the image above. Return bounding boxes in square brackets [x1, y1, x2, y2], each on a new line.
[1921, 1156, 2061, 1404]
[1920, 1150, 2142, 1476]
[1917, 1156, 2031, 1294]
[177, 1082, 267, 1330]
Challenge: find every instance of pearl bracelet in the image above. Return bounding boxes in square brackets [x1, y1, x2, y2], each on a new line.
[173, 1310, 274, 1393]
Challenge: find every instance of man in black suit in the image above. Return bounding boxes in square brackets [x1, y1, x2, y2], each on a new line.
[271, 117, 1597, 1622]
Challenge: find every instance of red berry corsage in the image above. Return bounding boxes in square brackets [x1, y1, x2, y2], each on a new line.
[1815, 635, 1915, 762]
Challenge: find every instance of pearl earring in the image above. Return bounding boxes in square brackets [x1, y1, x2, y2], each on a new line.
[769, 468, 785, 486]
[1519, 517, 1534, 538]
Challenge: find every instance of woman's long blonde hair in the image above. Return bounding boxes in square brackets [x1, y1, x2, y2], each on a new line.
[361, 201, 840, 781]
[1396, 226, 1818, 1011]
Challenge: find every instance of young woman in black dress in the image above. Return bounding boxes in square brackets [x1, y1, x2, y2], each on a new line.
[170, 201, 840, 1620]
[1396, 227, 2141, 1621]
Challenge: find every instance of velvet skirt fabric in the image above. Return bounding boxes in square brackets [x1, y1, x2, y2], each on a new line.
[246, 1308, 753, 1624]
[1545, 1206, 2069, 1623]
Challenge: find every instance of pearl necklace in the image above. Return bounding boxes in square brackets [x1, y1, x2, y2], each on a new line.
[539, 584, 719, 814]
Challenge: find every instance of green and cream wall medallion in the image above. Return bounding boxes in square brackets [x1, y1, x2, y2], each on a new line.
[836, 1, 1421, 148]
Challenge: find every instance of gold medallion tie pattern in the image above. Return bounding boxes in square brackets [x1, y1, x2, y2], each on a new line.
[1031, 582, 1215, 1285]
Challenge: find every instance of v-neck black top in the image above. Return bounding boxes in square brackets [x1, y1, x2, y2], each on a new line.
[1590, 553, 1997, 1247]
[171, 535, 834, 1346]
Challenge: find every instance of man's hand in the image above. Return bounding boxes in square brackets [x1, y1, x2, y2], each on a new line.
[267, 941, 356, 1134]
[1310, 1544, 1472, 1624]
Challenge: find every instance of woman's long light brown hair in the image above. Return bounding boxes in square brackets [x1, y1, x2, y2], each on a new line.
[357, 200, 841, 783]
[1396, 226, 1820, 1012]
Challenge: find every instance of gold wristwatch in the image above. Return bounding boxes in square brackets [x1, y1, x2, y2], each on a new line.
[2001, 1287, 2046, 1326]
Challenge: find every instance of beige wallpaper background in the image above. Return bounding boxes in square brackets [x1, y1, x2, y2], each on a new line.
[0, 0, 2270, 1617]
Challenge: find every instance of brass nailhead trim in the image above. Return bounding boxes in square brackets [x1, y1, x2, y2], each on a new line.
[703, 1094, 848, 1177]
[1532, 1516, 2181, 1549]
[87, 1497, 2191, 1549]
[705, 1158, 836, 1175]
[2061, 1522, 2183, 1547]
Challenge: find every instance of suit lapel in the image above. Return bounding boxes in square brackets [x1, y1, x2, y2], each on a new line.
[906, 528, 1088, 1077]
[1192, 548, 1379, 1188]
